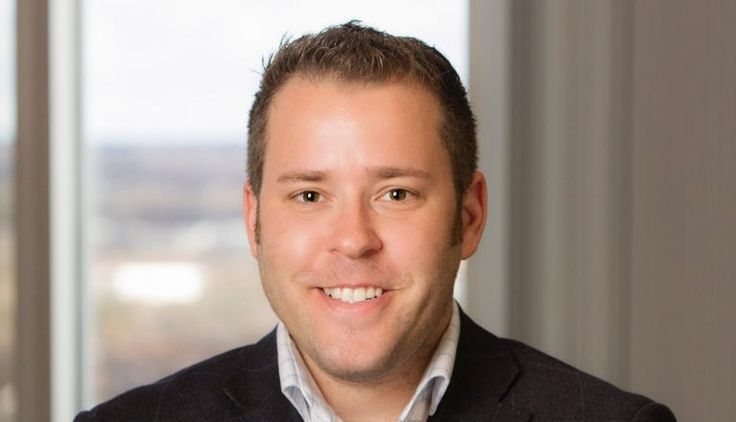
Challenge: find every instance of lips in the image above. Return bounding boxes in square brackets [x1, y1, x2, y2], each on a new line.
[321, 286, 385, 304]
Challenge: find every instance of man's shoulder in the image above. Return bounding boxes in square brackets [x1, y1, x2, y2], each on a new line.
[74, 330, 283, 421]
[447, 313, 676, 421]
[498, 336, 674, 420]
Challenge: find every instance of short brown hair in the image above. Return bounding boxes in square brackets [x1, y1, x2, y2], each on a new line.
[247, 21, 477, 204]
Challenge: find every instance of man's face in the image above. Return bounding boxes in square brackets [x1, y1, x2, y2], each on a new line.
[244, 76, 484, 383]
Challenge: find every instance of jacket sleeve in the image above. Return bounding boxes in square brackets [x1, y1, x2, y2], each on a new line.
[73, 410, 99, 422]
[632, 402, 677, 422]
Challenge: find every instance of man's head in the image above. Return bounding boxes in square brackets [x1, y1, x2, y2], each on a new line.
[243, 22, 486, 387]
[247, 21, 477, 223]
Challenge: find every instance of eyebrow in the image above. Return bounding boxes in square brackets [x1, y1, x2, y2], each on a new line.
[275, 166, 431, 184]
[371, 166, 432, 180]
[276, 170, 327, 184]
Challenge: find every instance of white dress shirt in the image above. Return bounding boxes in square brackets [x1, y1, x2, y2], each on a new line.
[276, 301, 461, 422]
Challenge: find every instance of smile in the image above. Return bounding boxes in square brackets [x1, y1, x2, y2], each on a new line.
[322, 286, 385, 304]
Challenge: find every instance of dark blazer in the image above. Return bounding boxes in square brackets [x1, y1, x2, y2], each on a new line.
[75, 311, 676, 421]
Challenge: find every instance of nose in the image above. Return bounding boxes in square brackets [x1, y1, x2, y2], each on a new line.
[330, 199, 382, 259]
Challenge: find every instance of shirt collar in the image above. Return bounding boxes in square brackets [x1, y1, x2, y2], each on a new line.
[277, 319, 337, 421]
[276, 301, 461, 422]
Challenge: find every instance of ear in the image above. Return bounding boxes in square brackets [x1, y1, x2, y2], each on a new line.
[460, 171, 488, 259]
[243, 182, 259, 258]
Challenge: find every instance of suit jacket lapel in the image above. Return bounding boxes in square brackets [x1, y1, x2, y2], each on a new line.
[220, 312, 531, 421]
[222, 330, 302, 421]
[429, 309, 532, 422]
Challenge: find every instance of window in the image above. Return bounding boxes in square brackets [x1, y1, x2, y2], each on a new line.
[0, 0, 16, 419]
[82, 0, 468, 405]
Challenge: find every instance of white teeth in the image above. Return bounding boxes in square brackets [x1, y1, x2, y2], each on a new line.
[323, 286, 384, 303]
[353, 287, 366, 303]
[341, 287, 354, 303]
[330, 288, 341, 299]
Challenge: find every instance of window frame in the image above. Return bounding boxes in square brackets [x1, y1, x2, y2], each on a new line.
[16, 0, 86, 420]
[14, 2, 496, 420]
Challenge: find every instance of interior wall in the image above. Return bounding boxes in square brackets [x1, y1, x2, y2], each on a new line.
[468, 0, 736, 418]
[629, 1, 736, 419]
[466, 0, 511, 337]
[504, 0, 634, 386]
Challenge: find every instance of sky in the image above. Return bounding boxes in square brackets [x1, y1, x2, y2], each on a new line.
[81, 0, 469, 144]
[0, 0, 13, 143]
[1, 1, 467, 145]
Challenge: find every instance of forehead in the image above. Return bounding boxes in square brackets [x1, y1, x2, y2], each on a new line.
[263, 76, 446, 169]
[267, 75, 442, 125]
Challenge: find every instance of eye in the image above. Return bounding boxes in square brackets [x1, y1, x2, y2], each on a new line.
[383, 188, 411, 201]
[295, 190, 321, 203]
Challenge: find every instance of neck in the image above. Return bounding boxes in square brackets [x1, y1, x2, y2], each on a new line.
[299, 310, 452, 422]
[313, 362, 425, 422]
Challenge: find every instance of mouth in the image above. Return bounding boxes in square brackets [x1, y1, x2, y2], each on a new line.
[321, 286, 385, 304]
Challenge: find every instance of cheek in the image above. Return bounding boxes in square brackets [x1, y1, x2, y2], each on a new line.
[259, 206, 325, 265]
[381, 211, 454, 267]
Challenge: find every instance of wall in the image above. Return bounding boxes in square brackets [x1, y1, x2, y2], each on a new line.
[629, 1, 736, 419]
[467, 0, 736, 418]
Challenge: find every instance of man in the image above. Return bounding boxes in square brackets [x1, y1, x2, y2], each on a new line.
[76, 22, 675, 421]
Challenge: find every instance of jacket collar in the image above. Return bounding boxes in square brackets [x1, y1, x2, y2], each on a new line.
[222, 310, 530, 421]
[222, 330, 302, 421]
[429, 309, 531, 421]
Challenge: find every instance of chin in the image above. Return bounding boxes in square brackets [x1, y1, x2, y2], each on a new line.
[310, 346, 400, 383]
[319, 360, 395, 383]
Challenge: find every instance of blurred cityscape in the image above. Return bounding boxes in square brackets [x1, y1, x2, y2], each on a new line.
[0, 141, 278, 410]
